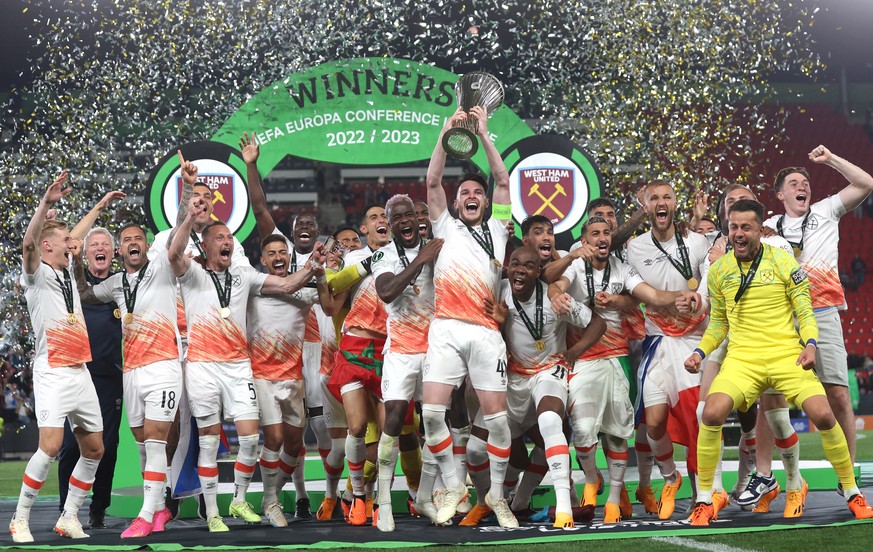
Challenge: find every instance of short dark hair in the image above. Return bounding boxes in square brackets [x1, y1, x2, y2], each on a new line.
[581, 215, 610, 234]
[520, 215, 552, 237]
[115, 222, 146, 244]
[200, 221, 228, 241]
[587, 198, 617, 215]
[773, 166, 810, 192]
[458, 173, 488, 193]
[359, 204, 385, 226]
[333, 226, 360, 239]
[260, 233, 287, 252]
[728, 199, 764, 224]
[701, 216, 716, 226]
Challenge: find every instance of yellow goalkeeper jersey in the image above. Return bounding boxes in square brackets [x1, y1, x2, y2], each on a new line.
[699, 243, 817, 363]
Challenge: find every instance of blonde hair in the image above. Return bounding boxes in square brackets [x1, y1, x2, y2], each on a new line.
[39, 220, 68, 241]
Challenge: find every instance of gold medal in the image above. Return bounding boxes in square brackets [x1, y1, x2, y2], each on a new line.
[492, 258, 502, 269]
[220, 307, 231, 319]
[792, 246, 801, 258]
[412, 284, 420, 296]
[67, 313, 77, 325]
[687, 277, 699, 291]
[113, 308, 121, 319]
[124, 313, 134, 325]
[535, 340, 545, 352]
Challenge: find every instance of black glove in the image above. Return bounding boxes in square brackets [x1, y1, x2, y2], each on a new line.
[360, 255, 374, 275]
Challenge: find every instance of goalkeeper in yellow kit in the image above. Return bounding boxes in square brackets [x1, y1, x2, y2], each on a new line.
[682, 199, 873, 526]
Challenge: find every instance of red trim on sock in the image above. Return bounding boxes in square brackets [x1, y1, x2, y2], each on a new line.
[545, 445, 570, 458]
[143, 471, 166, 482]
[234, 461, 256, 474]
[605, 449, 629, 461]
[655, 452, 673, 462]
[260, 459, 280, 469]
[526, 463, 548, 476]
[69, 476, 93, 492]
[503, 479, 518, 487]
[775, 433, 799, 449]
[22, 474, 45, 490]
[318, 448, 331, 459]
[486, 443, 511, 458]
[427, 435, 453, 454]
[635, 443, 652, 453]
[744, 438, 756, 446]
[278, 460, 295, 475]
[452, 446, 467, 455]
[198, 466, 219, 478]
[348, 460, 365, 471]
[575, 444, 596, 454]
[467, 460, 490, 473]
[324, 462, 344, 476]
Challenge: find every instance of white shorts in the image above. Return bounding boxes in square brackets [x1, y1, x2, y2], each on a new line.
[255, 378, 305, 427]
[569, 357, 634, 446]
[709, 336, 729, 365]
[33, 367, 103, 433]
[639, 334, 701, 408]
[382, 351, 425, 402]
[185, 359, 259, 427]
[320, 373, 347, 429]
[302, 341, 323, 409]
[813, 308, 849, 387]
[425, 319, 508, 392]
[124, 359, 183, 427]
[506, 368, 568, 437]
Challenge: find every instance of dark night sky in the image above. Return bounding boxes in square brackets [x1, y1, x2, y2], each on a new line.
[1, 1, 872, 88]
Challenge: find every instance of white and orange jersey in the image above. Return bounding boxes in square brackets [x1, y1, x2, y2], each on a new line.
[627, 229, 710, 337]
[92, 252, 181, 372]
[370, 240, 436, 355]
[178, 263, 267, 363]
[432, 210, 508, 330]
[21, 262, 92, 370]
[500, 279, 592, 377]
[304, 308, 320, 343]
[247, 284, 317, 381]
[764, 195, 847, 311]
[562, 255, 645, 360]
[313, 304, 338, 376]
[341, 247, 387, 336]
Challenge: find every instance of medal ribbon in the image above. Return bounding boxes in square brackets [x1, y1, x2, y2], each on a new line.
[206, 269, 232, 310]
[395, 238, 425, 290]
[776, 211, 811, 253]
[511, 281, 544, 342]
[45, 262, 74, 317]
[190, 231, 205, 257]
[464, 222, 496, 263]
[733, 244, 764, 307]
[651, 229, 692, 281]
[122, 262, 148, 317]
[584, 260, 612, 308]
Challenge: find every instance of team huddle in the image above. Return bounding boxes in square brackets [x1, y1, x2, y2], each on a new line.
[9, 107, 873, 543]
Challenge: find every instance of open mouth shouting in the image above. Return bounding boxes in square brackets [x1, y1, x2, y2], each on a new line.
[219, 245, 232, 262]
[297, 231, 312, 245]
[595, 240, 609, 257]
[418, 222, 428, 235]
[376, 224, 389, 237]
[126, 245, 141, 263]
[795, 192, 808, 208]
[510, 272, 527, 293]
[271, 258, 287, 272]
[399, 223, 416, 241]
[537, 242, 552, 258]
[655, 207, 669, 225]
[464, 200, 479, 216]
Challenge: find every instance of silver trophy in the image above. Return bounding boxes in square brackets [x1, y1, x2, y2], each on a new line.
[442, 72, 504, 160]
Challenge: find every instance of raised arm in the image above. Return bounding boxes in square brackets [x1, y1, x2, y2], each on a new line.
[175, 150, 198, 227]
[69, 190, 127, 241]
[426, 108, 465, 220]
[541, 245, 595, 284]
[23, 172, 70, 275]
[169, 197, 204, 277]
[261, 245, 326, 295]
[71, 243, 104, 305]
[239, 132, 277, 240]
[471, 105, 510, 206]
[375, 238, 444, 304]
[808, 145, 873, 212]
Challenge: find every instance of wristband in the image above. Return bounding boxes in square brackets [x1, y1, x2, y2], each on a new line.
[316, 273, 327, 285]
[805, 339, 817, 349]
[491, 203, 512, 220]
[693, 348, 706, 360]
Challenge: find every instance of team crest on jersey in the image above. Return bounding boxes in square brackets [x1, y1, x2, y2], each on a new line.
[610, 283, 623, 294]
[232, 275, 242, 287]
[760, 269, 774, 284]
[804, 214, 819, 231]
[39, 410, 48, 422]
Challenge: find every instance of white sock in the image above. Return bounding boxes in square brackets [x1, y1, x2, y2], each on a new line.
[345, 435, 366, 496]
[767, 408, 801, 491]
[483, 412, 511, 503]
[466, 434, 491, 505]
[540, 411, 571, 514]
[450, 425, 471, 487]
[139, 439, 168, 522]
[604, 436, 628, 505]
[377, 434, 400, 506]
[259, 447, 281, 505]
[63, 456, 100, 517]
[16, 448, 54, 519]
[232, 433, 259, 505]
[422, 404, 460, 490]
[292, 448, 308, 500]
[635, 424, 655, 488]
[324, 436, 346, 499]
[736, 429, 757, 492]
[649, 432, 678, 482]
[197, 435, 220, 519]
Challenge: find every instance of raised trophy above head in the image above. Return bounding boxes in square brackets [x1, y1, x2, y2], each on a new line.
[442, 71, 504, 160]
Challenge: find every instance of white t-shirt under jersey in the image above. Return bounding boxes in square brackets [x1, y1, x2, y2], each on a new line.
[431, 210, 508, 330]
[370, 240, 436, 355]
